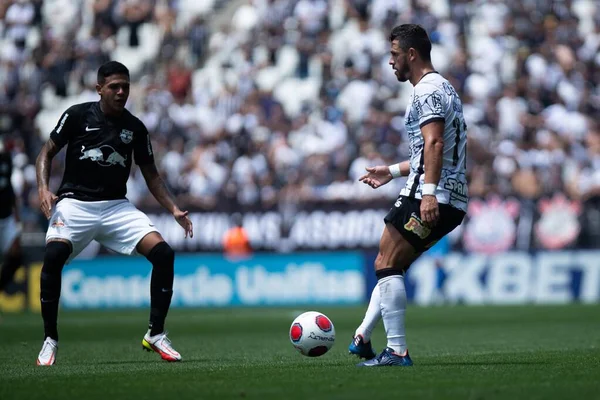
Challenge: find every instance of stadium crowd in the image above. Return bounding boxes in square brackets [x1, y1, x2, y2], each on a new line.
[1, 0, 599, 233]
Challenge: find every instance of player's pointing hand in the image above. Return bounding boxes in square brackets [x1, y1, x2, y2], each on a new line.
[359, 166, 394, 189]
[173, 208, 193, 238]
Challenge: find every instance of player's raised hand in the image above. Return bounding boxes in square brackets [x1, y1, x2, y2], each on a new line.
[39, 189, 58, 220]
[359, 166, 394, 189]
[173, 208, 194, 238]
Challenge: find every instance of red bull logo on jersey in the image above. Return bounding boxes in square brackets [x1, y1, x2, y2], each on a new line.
[404, 213, 431, 239]
[79, 145, 127, 167]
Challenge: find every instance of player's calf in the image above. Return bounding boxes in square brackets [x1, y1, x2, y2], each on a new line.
[40, 241, 71, 342]
[145, 241, 175, 336]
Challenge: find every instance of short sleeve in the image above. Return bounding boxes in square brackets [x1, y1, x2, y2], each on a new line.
[49, 105, 80, 148]
[133, 121, 155, 165]
[413, 84, 446, 128]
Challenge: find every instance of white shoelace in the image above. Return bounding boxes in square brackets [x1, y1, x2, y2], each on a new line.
[159, 335, 174, 350]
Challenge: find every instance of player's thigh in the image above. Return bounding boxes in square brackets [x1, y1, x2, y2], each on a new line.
[96, 200, 159, 256]
[383, 196, 465, 269]
[375, 222, 420, 272]
[382, 196, 443, 268]
[46, 199, 99, 259]
[435, 203, 466, 241]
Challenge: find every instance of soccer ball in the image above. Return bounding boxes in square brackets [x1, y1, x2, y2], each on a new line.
[289, 311, 335, 357]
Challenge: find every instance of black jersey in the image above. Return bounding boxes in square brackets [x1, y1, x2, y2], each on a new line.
[50, 102, 154, 202]
[0, 150, 15, 219]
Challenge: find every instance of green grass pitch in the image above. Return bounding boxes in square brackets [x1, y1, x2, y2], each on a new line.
[1, 305, 599, 400]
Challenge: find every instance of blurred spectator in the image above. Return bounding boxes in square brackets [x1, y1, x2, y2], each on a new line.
[223, 212, 252, 259]
[0, 0, 599, 241]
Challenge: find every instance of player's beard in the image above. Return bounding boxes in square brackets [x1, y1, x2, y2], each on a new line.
[396, 56, 410, 82]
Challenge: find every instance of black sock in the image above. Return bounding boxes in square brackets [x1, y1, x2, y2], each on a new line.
[146, 242, 175, 336]
[40, 241, 70, 341]
[0, 253, 22, 292]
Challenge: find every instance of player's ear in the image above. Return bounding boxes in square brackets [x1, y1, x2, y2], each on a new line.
[408, 48, 417, 62]
[96, 83, 102, 96]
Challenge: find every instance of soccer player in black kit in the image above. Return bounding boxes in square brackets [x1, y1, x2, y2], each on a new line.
[35, 61, 193, 365]
[0, 138, 24, 297]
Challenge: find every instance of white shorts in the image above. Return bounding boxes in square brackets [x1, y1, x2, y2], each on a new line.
[46, 198, 158, 263]
[0, 214, 21, 256]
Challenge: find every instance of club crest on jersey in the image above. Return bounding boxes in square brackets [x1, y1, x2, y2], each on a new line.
[404, 212, 431, 239]
[120, 129, 133, 144]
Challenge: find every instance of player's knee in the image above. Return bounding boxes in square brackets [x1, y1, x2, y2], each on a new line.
[146, 241, 175, 268]
[43, 241, 71, 271]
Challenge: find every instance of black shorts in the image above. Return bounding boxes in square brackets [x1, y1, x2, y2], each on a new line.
[384, 195, 466, 253]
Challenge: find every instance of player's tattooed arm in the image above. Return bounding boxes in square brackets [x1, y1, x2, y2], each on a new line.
[139, 163, 177, 213]
[140, 163, 194, 238]
[36, 139, 60, 219]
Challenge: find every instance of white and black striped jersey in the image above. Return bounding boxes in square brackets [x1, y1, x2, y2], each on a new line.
[399, 72, 468, 212]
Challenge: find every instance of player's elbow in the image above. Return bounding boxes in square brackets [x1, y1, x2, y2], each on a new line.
[35, 149, 46, 168]
[426, 137, 444, 152]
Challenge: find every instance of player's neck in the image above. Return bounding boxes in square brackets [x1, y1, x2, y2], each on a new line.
[99, 101, 123, 117]
[410, 63, 437, 86]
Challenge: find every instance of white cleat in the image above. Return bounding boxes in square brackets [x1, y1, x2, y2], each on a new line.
[142, 331, 181, 362]
[37, 337, 58, 366]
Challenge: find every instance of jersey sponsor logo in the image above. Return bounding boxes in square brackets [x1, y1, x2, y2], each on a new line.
[443, 178, 468, 202]
[404, 212, 431, 239]
[79, 146, 103, 161]
[85, 126, 101, 132]
[56, 113, 69, 133]
[79, 145, 127, 167]
[120, 129, 133, 144]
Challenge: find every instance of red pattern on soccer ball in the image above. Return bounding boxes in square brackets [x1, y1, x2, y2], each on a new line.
[290, 323, 303, 342]
[315, 315, 332, 332]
